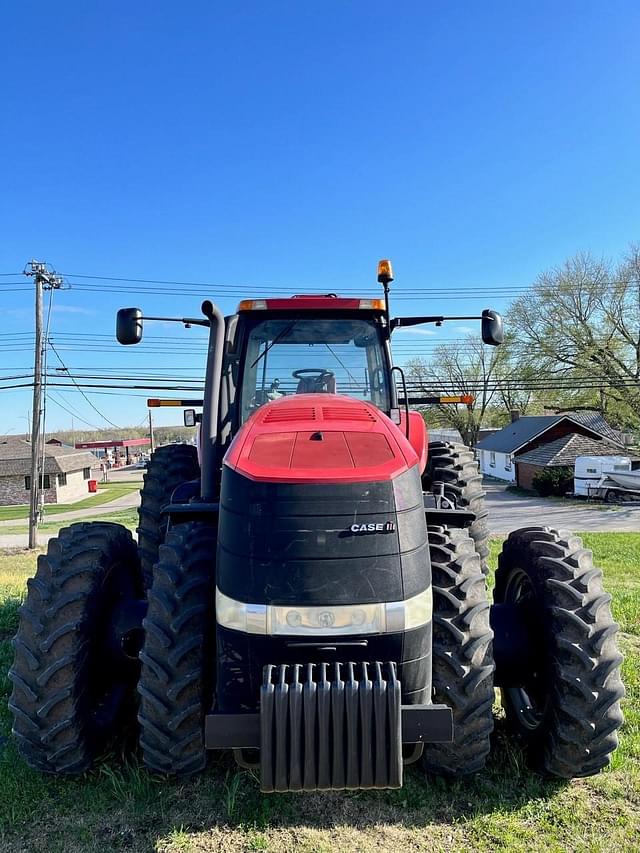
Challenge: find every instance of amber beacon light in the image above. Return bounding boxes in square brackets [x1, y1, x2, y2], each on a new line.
[377, 259, 394, 285]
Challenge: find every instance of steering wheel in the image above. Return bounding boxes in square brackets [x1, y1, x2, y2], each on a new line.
[292, 369, 334, 381]
[292, 368, 335, 393]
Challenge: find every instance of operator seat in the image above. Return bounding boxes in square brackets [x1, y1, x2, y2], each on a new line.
[296, 376, 321, 393]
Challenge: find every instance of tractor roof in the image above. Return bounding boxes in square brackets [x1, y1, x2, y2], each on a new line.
[237, 295, 386, 312]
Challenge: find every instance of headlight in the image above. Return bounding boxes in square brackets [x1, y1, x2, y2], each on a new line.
[216, 588, 431, 636]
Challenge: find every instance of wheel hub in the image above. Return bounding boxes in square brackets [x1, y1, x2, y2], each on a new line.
[107, 599, 148, 666]
[491, 567, 548, 731]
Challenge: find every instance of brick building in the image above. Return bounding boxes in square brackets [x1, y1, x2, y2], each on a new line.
[475, 412, 626, 485]
[0, 437, 99, 506]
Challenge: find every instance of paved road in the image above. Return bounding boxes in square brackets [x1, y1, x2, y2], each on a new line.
[485, 483, 640, 534]
[0, 484, 142, 549]
[100, 467, 145, 484]
[0, 489, 141, 529]
[0, 532, 58, 549]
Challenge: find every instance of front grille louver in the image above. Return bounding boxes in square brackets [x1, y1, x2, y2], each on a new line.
[263, 407, 317, 423]
[322, 406, 376, 422]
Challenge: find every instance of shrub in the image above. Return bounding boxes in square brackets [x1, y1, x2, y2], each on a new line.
[531, 466, 574, 497]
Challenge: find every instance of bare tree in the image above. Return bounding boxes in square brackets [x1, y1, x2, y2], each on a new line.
[508, 247, 640, 426]
[404, 338, 502, 446]
[491, 335, 537, 418]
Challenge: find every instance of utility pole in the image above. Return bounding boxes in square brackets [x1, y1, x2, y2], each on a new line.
[148, 410, 155, 454]
[24, 261, 63, 549]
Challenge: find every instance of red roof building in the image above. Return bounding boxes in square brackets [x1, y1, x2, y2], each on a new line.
[75, 438, 150, 466]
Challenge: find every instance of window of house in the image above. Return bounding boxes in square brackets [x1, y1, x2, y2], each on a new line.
[83, 467, 91, 479]
[24, 475, 50, 490]
[505, 454, 512, 471]
[489, 451, 496, 468]
[58, 472, 67, 486]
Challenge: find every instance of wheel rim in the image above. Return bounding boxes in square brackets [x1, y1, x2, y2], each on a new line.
[503, 568, 548, 732]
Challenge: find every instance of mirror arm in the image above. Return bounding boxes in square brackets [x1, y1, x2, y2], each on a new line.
[142, 315, 210, 328]
[391, 314, 482, 332]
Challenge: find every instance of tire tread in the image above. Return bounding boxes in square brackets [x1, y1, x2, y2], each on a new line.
[137, 521, 216, 775]
[8, 522, 141, 774]
[137, 444, 200, 589]
[422, 525, 495, 776]
[423, 441, 490, 572]
[495, 525, 624, 778]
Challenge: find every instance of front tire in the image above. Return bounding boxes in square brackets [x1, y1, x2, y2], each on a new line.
[8, 523, 144, 774]
[137, 521, 217, 775]
[421, 525, 494, 777]
[495, 526, 625, 778]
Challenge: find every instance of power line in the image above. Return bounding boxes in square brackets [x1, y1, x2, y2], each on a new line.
[4, 368, 639, 393]
[59, 270, 640, 292]
[47, 393, 103, 430]
[0, 374, 34, 381]
[38, 369, 639, 387]
[48, 341, 123, 430]
[48, 387, 95, 422]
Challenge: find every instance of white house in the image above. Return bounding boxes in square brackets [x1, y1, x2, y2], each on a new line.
[475, 412, 625, 485]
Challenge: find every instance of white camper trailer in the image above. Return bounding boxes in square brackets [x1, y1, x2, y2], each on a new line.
[574, 455, 640, 502]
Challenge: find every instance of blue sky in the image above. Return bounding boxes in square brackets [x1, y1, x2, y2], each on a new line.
[1, 1, 639, 433]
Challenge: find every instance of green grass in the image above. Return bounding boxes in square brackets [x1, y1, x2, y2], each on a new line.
[0, 507, 139, 537]
[0, 482, 141, 522]
[0, 533, 638, 852]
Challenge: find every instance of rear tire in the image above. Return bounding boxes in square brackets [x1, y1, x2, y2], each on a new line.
[423, 441, 490, 573]
[137, 521, 217, 775]
[137, 444, 200, 589]
[495, 526, 624, 778]
[421, 525, 494, 777]
[8, 523, 143, 774]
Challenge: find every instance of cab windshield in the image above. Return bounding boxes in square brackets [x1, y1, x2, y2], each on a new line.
[240, 316, 390, 422]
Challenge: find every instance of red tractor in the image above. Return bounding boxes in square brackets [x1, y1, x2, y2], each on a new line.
[9, 262, 623, 790]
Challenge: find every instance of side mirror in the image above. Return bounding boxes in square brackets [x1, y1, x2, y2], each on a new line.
[481, 309, 504, 346]
[184, 409, 197, 428]
[116, 308, 143, 345]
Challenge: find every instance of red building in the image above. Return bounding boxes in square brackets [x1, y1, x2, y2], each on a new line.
[75, 438, 150, 466]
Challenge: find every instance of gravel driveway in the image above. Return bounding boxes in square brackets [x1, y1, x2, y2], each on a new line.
[485, 483, 640, 534]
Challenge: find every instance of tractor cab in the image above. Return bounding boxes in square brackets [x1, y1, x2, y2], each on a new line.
[234, 295, 392, 423]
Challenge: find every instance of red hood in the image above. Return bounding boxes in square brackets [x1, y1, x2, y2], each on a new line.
[224, 394, 419, 483]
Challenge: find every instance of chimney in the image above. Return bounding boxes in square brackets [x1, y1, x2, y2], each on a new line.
[510, 410, 520, 423]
